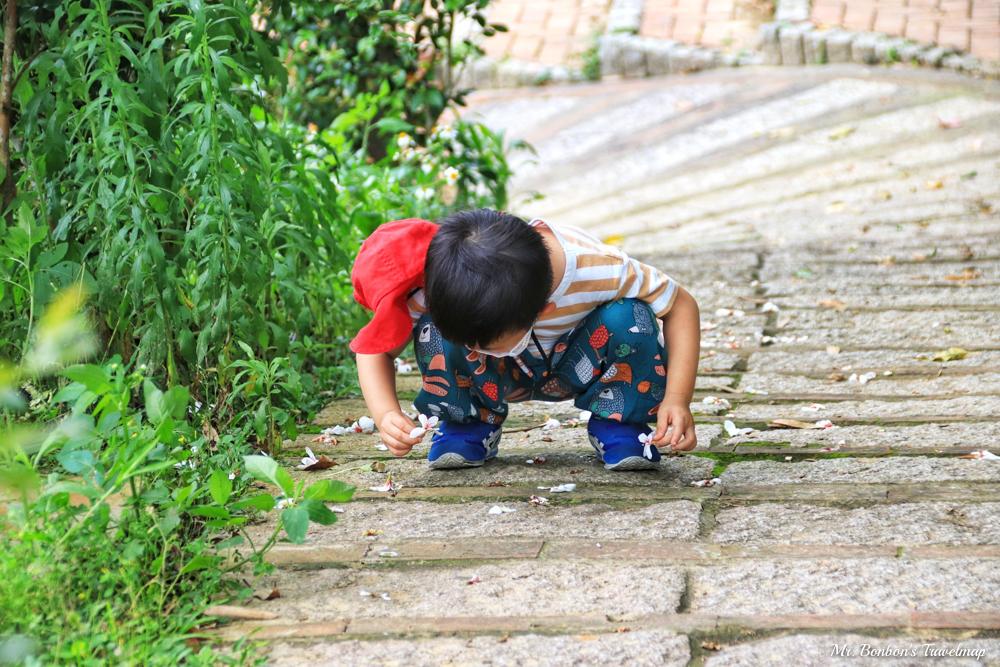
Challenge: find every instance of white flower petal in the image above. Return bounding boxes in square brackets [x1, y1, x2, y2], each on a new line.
[409, 427, 426, 439]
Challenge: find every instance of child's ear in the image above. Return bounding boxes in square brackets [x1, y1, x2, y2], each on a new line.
[540, 302, 558, 316]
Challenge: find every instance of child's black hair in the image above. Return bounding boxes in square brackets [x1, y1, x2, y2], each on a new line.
[424, 209, 553, 349]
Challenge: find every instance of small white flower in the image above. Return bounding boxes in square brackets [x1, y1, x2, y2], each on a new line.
[228, 472, 236, 480]
[691, 478, 721, 487]
[801, 403, 826, 412]
[702, 396, 731, 408]
[394, 358, 413, 374]
[359, 590, 372, 597]
[700, 320, 718, 331]
[443, 166, 459, 185]
[297, 447, 320, 470]
[814, 420, 838, 429]
[968, 450, 1000, 460]
[638, 433, 656, 459]
[276, 497, 292, 509]
[761, 302, 779, 313]
[529, 495, 548, 506]
[397, 132, 413, 149]
[190, 445, 199, 454]
[744, 388, 769, 395]
[488, 505, 516, 515]
[578, 411, 592, 422]
[724, 420, 754, 438]
[375, 443, 389, 451]
[381, 592, 392, 601]
[414, 186, 435, 201]
[420, 162, 433, 175]
[408, 414, 440, 439]
[541, 417, 561, 430]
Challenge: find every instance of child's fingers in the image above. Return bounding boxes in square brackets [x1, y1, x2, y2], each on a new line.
[673, 422, 698, 451]
[669, 413, 690, 449]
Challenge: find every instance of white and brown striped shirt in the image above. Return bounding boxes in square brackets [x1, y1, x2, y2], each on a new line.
[408, 218, 677, 353]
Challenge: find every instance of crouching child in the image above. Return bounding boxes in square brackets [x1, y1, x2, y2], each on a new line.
[350, 209, 701, 470]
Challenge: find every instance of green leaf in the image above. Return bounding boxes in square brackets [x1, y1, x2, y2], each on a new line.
[188, 506, 231, 520]
[155, 416, 175, 443]
[299, 498, 339, 526]
[281, 506, 309, 543]
[209, 469, 232, 505]
[144, 379, 166, 423]
[61, 365, 112, 395]
[274, 466, 295, 498]
[180, 555, 216, 574]
[243, 455, 279, 487]
[303, 479, 356, 503]
[230, 493, 275, 512]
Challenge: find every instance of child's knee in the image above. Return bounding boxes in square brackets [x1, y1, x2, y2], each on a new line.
[592, 298, 659, 338]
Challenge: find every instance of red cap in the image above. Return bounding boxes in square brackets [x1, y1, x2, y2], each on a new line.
[349, 218, 439, 355]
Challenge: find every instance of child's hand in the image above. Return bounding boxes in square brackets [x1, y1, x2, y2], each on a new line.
[379, 410, 421, 456]
[653, 398, 697, 451]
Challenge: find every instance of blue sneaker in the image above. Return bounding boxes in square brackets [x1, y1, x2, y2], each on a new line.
[427, 420, 502, 469]
[587, 418, 661, 470]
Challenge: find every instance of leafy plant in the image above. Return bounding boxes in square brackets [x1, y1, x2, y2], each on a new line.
[1, 290, 355, 665]
[228, 340, 303, 454]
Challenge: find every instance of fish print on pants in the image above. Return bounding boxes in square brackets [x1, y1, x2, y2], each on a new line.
[590, 386, 625, 421]
[417, 322, 447, 371]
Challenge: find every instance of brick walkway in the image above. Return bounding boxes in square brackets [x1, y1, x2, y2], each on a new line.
[640, 0, 774, 53]
[482, 0, 613, 66]
[811, 0, 1000, 61]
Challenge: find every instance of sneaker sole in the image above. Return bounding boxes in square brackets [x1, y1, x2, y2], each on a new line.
[427, 430, 502, 470]
[427, 452, 487, 469]
[604, 456, 659, 471]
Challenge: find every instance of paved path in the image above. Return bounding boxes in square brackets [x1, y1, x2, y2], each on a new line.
[227, 66, 1000, 665]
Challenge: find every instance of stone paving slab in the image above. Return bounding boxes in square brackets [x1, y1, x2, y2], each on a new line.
[245, 561, 686, 621]
[744, 348, 1000, 373]
[723, 422, 999, 449]
[267, 630, 692, 667]
[302, 423, 724, 458]
[728, 395, 1000, 421]
[291, 452, 718, 490]
[719, 457, 1000, 486]
[703, 634, 1000, 667]
[690, 557, 1000, 615]
[712, 502, 1000, 546]
[736, 372, 1000, 398]
[762, 260, 1000, 285]
[247, 500, 703, 545]
[764, 285, 1000, 309]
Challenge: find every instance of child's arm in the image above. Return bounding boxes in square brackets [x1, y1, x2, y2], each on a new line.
[356, 336, 421, 456]
[653, 286, 701, 451]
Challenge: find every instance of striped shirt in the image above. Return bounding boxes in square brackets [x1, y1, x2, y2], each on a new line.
[408, 218, 677, 353]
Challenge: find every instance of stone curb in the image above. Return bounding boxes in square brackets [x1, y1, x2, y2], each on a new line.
[261, 537, 1000, 568]
[208, 610, 1000, 641]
